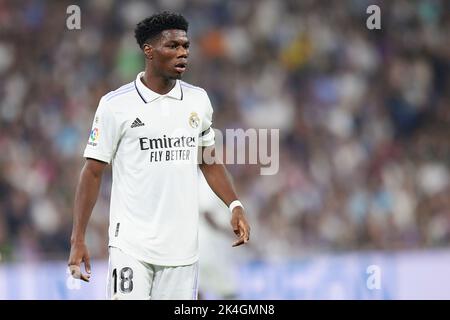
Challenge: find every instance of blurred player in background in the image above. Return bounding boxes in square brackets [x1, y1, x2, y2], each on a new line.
[68, 11, 250, 300]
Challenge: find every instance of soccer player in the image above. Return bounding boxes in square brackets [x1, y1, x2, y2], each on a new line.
[67, 12, 250, 300]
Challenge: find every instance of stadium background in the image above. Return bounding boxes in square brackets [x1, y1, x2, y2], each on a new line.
[0, 0, 449, 299]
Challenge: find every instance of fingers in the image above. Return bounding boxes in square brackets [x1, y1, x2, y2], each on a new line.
[232, 237, 245, 247]
[232, 220, 250, 247]
[80, 272, 91, 282]
[231, 218, 240, 237]
[84, 255, 92, 275]
[240, 218, 250, 243]
[69, 264, 91, 282]
[69, 264, 81, 280]
[243, 227, 250, 243]
[68, 244, 91, 282]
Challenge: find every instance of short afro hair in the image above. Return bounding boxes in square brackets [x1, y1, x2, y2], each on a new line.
[134, 11, 189, 49]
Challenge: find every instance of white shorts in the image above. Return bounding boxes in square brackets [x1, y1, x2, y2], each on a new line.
[106, 246, 199, 300]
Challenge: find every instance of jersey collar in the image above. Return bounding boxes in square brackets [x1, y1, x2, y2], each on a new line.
[134, 71, 183, 103]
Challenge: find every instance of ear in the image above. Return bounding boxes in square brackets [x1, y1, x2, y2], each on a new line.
[143, 43, 153, 60]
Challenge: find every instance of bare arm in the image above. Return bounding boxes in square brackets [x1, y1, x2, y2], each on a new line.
[68, 158, 107, 281]
[199, 146, 250, 247]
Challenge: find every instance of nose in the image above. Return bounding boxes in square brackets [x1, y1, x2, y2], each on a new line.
[177, 47, 188, 58]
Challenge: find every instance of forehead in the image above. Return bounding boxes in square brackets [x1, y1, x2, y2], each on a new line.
[159, 29, 188, 42]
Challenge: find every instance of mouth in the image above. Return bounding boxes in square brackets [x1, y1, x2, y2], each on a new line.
[174, 62, 187, 73]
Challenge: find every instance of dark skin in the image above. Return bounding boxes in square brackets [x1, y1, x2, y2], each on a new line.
[68, 29, 250, 282]
[142, 29, 190, 94]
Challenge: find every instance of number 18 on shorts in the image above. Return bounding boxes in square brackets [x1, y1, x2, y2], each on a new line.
[107, 247, 199, 300]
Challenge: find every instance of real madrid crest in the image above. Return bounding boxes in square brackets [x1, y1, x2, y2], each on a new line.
[189, 112, 200, 128]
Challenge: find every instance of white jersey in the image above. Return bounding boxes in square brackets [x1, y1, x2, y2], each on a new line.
[84, 71, 215, 266]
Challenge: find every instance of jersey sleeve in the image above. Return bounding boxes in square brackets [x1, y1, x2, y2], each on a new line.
[83, 97, 120, 164]
[198, 93, 215, 147]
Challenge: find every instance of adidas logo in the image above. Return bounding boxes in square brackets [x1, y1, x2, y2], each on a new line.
[131, 118, 145, 128]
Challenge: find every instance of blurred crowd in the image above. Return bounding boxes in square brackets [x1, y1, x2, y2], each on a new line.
[0, 0, 449, 266]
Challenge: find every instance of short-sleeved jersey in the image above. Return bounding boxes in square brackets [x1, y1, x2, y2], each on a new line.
[84, 71, 215, 266]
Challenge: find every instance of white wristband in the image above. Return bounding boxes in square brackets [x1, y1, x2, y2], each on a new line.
[229, 200, 244, 213]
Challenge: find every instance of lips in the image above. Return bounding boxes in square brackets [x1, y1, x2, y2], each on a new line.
[174, 61, 187, 73]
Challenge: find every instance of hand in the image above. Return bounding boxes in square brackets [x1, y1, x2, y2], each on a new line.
[230, 207, 250, 247]
[68, 241, 91, 282]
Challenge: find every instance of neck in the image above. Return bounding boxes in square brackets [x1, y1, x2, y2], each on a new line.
[142, 65, 176, 95]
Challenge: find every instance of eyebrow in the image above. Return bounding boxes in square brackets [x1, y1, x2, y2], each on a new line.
[166, 39, 190, 45]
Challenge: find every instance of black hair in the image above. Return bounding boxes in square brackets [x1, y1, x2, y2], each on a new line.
[134, 11, 189, 49]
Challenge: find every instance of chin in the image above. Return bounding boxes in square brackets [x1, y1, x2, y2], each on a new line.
[167, 73, 182, 80]
[173, 72, 184, 80]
